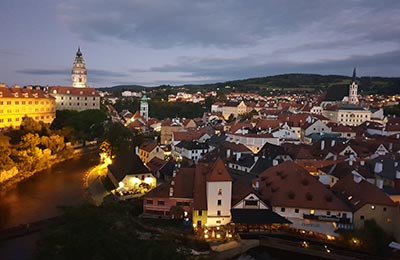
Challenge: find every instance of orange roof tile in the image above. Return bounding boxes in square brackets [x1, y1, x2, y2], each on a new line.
[207, 158, 233, 182]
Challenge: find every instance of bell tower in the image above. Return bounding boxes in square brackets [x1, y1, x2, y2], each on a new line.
[348, 68, 359, 105]
[71, 47, 87, 88]
[140, 95, 149, 121]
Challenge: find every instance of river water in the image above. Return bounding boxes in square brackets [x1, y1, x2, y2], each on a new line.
[0, 152, 98, 260]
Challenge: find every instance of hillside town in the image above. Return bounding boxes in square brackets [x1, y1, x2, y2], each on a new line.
[1, 48, 400, 258]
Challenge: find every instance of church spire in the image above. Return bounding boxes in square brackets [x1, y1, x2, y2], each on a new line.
[352, 67, 356, 81]
[71, 47, 87, 88]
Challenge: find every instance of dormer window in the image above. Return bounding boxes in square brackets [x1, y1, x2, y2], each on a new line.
[53, 90, 57, 94]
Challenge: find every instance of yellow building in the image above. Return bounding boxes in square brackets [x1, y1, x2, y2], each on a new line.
[0, 84, 56, 129]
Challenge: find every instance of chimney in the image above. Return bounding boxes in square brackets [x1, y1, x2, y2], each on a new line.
[331, 139, 335, 147]
[320, 140, 325, 151]
[374, 162, 383, 173]
[236, 152, 241, 161]
[353, 175, 362, 183]
[375, 179, 383, 189]
[226, 149, 231, 158]
[272, 159, 279, 166]
[135, 146, 139, 155]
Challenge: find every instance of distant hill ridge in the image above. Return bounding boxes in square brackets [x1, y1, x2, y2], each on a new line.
[101, 73, 400, 94]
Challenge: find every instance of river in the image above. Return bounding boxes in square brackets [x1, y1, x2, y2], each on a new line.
[0, 152, 98, 259]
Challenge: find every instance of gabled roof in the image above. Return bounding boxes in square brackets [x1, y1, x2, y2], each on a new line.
[207, 158, 233, 182]
[176, 140, 209, 150]
[139, 142, 159, 153]
[145, 167, 195, 199]
[257, 161, 351, 211]
[331, 174, 396, 211]
[108, 152, 149, 182]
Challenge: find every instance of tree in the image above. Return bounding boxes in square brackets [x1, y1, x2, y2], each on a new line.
[34, 203, 190, 260]
[0, 137, 14, 171]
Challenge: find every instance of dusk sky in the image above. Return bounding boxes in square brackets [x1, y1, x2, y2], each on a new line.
[1, 0, 399, 88]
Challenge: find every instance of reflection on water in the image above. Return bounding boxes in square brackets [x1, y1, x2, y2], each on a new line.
[0, 152, 98, 229]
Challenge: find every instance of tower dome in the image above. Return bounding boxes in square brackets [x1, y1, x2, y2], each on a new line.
[71, 47, 87, 88]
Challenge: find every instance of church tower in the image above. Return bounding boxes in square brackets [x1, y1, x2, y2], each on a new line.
[71, 47, 87, 88]
[348, 68, 359, 104]
[140, 95, 149, 121]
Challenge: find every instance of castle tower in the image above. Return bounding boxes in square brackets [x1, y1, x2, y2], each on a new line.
[140, 95, 149, 121]
[348, 68, 359, 104]
[71, 47, 87, 88]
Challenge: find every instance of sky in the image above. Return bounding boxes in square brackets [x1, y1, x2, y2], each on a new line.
[0, 0, 399, 88]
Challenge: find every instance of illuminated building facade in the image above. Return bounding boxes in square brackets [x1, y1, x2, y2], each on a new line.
[0, 84, 56, 129]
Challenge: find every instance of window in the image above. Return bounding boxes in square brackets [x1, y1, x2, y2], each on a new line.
[218, 188, 222, 195]
[217, 200, 222, 206]
[310, 209, 315, 215]
[157, 201, 165, 206]
[383, 207, 387, 212]
[295, 208, 299, 213]
[360, 215, 365, 220]
[197, 220, 202, 226]
[281, 207, 285, 212]
[327, 211, 331, 216]
[146, 200, 153, 204]
[15, 101, 19, 105]
[217, 210, 221, 216]
[245, 200, 258, 206]
[198, 210, 202, 216]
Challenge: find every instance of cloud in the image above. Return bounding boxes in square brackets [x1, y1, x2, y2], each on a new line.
[57, 1, 400, 49]
[0, 49, 24, 56]
[147, 49, 400, 82]
[90, 69, 129, 78]
[17, 69, 68, 75]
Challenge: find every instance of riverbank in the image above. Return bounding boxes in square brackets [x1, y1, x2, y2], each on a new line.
[0, 145, 98, 195]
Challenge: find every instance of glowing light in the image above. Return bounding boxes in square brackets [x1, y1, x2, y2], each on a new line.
[118, 182, 124, 188]
[204, 234, 209, 239]
[131, 177, 141, 184]
[144, 177, 154, 185]
[310, 209, 315, 215]
[204, 229, 208, 233]
[184, 211, 188, 217]
[216, 234, 221, 239]
[326, 235, 335, 240]
[193, 224, 197, 228]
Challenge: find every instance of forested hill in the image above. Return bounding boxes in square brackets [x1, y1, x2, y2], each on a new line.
[102, 74, 400, 95]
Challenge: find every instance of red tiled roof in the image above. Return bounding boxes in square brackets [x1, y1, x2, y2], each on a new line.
[139, 142, 158, 153]
[258, 161, 351, 211]
[48, 86, 100, 96]
[193, 163, 210, 210]
[207, 158, 233, 182]
[0, 86, 54, 99]
[173, 131, 204, 142]
[331, 174, 396, 211]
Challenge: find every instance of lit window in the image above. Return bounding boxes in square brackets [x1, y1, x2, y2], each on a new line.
[218, 188, 222, 195]
[371, 205, 375, 210]
[310, 209, 315, 215]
